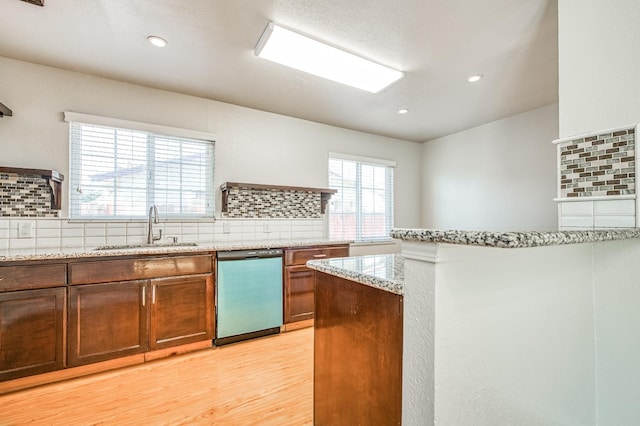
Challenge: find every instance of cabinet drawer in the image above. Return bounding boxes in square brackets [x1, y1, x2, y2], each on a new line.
[0, 264, 67, 292]
[69, 254, 213, 285]
[284, 245, 349, 266]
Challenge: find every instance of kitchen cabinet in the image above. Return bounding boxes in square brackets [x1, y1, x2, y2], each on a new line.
[0, 287, 66, 381]
[283, 245, 349, 324]
[149, 274, 214, 350]
[314, 271, 402, 425]
[68, 280, 148, 367]
[68, 254, 214, 367]
[0, 263, 67, 381]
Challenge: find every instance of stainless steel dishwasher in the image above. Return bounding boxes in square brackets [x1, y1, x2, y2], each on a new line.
[215, 249, 283, 345]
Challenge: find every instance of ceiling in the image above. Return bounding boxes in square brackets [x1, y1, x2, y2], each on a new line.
[0, 0, 558, 142]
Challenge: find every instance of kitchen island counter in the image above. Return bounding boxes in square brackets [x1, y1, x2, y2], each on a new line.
[307, 253, 404, 295]
[311, 228, 640, 425]
[391, 227, 640, 248]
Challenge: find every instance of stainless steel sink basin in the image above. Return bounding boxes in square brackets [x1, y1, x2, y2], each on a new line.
[94, 242, 198, 251]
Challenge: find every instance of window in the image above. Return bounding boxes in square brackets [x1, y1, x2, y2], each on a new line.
[67, 113, 215, 219]
[328, 153, 395, 242]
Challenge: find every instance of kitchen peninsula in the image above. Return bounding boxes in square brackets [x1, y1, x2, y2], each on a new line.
[308, 228, 640, 426]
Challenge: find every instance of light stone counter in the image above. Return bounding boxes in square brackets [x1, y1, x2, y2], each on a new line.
[391, 227, 640, 248]
[0, 239, 352, 262]
[307, 254, 404, 295]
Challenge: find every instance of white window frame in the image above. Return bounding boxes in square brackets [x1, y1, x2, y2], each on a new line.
[328, 152, 395, 243]
[65, 112, 216, 220]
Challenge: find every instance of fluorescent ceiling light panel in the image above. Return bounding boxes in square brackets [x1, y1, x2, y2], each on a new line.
[255, 23, 403, 93]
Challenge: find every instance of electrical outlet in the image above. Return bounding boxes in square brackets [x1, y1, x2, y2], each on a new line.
[263, 222, 270, 233]
[222, 222, 231, 234]
[18, 222, 34, 238]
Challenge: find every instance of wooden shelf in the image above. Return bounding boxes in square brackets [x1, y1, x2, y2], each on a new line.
[220, 182, 337, 215]
[0, 167, 64, 210]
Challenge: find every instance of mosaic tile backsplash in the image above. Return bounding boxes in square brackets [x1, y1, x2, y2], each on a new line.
[0, 172, 58, 217]
[559, 128, 636, 198]
[224, 187, 322, 218]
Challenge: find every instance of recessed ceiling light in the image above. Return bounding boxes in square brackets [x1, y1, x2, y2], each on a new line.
[147, 36, 168, 48]
[467, 74, 483, 83]
[255, 22, 404, 93]
[398, 108, 409, 114]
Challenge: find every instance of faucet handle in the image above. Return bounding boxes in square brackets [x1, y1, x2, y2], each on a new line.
[153, 229, 163, 242]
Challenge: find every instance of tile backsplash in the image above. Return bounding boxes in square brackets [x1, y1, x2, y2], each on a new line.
[0, 172, 58, 217]
[223, 186, 322, 218]
[0, 218, 325, 254]
[558, 127, 636, 198]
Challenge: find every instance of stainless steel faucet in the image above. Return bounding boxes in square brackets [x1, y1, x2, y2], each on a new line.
[146, 205, 162, 244]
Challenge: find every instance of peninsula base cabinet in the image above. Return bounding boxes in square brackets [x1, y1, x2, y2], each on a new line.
[0, 287, 66, 381]
[314, 271, 403, 426]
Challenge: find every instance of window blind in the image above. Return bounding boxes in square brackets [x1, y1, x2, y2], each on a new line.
[328, 154, 394, 242]
[69, 121, 215, 219]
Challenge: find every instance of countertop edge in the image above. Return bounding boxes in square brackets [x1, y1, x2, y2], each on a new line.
[307, 254, 404, 296]
[390, 228, 640, 249]
[0, 239, 353, 262]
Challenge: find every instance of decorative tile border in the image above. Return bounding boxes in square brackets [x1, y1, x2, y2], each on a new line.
[0, 172, 58, 217]
[224, 186, 322, 218]
[557, 127, 636, 198]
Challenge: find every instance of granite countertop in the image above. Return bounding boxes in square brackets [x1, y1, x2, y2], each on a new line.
[0, 239, 352, 262]
[307, 254, 404, 295]
[390, 228, 640, 249]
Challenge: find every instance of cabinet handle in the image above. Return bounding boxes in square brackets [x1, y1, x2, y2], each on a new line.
[312, 254, 327, 258]
[142, 286, 146, 307]
[152, 285, 156, 304]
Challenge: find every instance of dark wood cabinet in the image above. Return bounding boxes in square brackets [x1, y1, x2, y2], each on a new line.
[149, 274, 214, 350]
[284, 265, 315, 323]
[283, 245, 349, 324]
[67, 254, 215, 366]
[0, 287, 66, 381]
[314, 272, 403, 425]
[68, 280, 148, 367]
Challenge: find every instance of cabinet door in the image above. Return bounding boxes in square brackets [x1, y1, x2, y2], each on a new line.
[149, 274, 214, 350]
[68, 280, 148, 367]
[0, 287, 66, 381]
[284, 265, 315, 323]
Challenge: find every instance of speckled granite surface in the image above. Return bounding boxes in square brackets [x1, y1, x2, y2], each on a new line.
[0, 239, 352, 262]
[390, 228, 640, 248]
[307, 254, 404, 295]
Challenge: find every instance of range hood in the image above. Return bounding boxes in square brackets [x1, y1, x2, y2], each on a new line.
[0, 102, 12, 117]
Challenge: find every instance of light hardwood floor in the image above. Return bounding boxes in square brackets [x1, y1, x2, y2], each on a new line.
[0, 328, 313, 425]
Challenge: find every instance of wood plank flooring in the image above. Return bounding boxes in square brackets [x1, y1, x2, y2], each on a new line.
[0, 328, 314, 425]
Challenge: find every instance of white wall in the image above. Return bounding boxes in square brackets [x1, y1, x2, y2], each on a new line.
[400, 239, 637, 425]
[420, 103, 558, 231]
[0, 56, 422, 251]
[558, 0, 640, 139]
[559, 2, 640, 424]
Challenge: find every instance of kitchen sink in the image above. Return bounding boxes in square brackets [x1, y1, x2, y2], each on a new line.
[94, 242, 198, 251]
